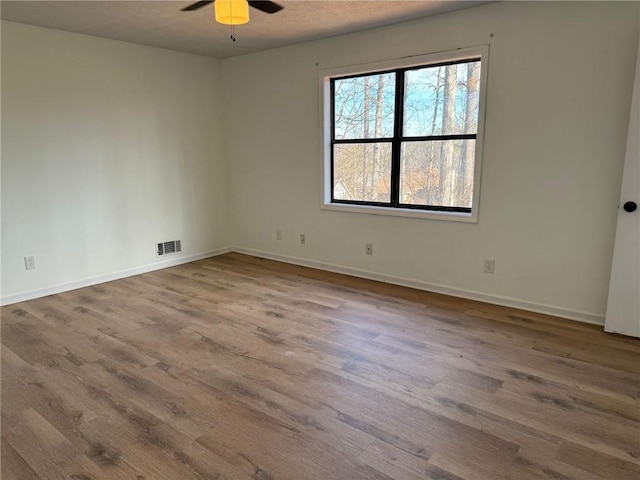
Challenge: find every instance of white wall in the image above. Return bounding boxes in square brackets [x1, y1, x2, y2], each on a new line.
[1, 22, 230, 302]
[2, 2, 638, 323]
[223, 1, 639, 323]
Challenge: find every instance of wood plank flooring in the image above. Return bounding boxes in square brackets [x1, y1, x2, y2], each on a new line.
[1, 252, 639, 479]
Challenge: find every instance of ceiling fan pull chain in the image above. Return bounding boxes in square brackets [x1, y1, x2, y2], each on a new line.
[230, 0, 235, 41]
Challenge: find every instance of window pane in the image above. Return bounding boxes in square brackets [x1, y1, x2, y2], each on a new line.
[404, 61, 481, 137]
[334, 143, 392, 202]
[400, 140, 475, 208]
[334, 73, 395, 140]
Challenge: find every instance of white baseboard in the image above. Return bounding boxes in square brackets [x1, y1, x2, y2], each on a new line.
[1, 245, 605, 326]
[0, 247, 233, 306]
[233, 247, 605, 326]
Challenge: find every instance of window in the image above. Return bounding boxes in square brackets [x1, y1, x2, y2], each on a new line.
[321, 46, 488, 222]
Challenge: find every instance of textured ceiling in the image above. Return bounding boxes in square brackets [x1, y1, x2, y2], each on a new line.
[1, 1, 492, 58]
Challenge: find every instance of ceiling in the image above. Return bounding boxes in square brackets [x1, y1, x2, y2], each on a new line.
[1, 0, 491, 58]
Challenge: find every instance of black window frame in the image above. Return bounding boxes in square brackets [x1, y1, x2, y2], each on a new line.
[330, 57, 481, 214]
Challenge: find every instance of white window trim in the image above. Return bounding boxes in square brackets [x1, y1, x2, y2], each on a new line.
[319, 45, 489, 223]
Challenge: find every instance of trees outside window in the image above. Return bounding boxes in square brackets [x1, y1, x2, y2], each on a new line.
[325, 47, 487, 220]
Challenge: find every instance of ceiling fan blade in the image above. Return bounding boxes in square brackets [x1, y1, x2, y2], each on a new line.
[248, 1, 284, 14]
[181, 1, 215, 12]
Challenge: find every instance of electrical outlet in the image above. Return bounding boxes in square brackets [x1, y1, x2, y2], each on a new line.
[24, 255, 36, 270]
[366, 243, 373, 255]
[484, 258, 495, 274]
[300, 234, 306, 245]
[276, 229, 282, 240]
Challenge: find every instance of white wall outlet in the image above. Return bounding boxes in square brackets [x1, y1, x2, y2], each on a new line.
[300, 234, 306, 245]
[484, 258, 495, 274]
[276, 229, 282, 240]
[366, 243, 373, 255]
[24, 256, 36, 270]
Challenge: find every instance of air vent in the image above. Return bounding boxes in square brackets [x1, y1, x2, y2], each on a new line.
[157, 240, 182, 257]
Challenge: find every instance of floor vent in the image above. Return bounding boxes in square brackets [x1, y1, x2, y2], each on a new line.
[157, 240, 182, 257]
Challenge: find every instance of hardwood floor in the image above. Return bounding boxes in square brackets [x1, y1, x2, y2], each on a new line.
[1, 252, 639, 480]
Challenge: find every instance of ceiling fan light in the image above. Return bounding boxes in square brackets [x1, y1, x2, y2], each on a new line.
[215, 0, 250, 25]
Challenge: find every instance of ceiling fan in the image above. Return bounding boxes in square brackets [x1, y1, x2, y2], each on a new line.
[181, 1, 284, 25]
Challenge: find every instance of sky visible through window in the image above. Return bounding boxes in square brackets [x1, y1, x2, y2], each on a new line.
[334, 62, 479, 140]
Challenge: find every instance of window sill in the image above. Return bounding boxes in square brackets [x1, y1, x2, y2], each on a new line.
[321, 202, 478, 223]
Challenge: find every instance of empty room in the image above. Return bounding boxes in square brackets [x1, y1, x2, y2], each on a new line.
[1, 1, 639, 479]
